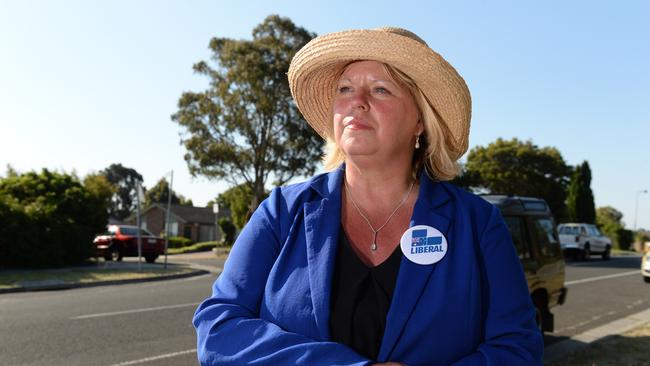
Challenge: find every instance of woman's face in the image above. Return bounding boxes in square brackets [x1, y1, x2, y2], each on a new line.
[332, 60, 422, 163]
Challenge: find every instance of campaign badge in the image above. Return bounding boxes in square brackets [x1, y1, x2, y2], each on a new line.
[400, 225, 447, 265]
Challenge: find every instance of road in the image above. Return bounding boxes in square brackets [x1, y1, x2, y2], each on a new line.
[545, 254, 646, 346]
[0, 253, 222, 366]
[0, 253, 646, 365]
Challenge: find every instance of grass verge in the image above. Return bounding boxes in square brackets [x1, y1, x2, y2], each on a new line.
[167, 242, 226, 255]
[547, 322, 650, 366]
[611, 248, 639, 256]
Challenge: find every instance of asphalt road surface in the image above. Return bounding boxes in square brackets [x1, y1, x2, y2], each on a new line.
[0, 253, 221, 366]
[0, 253, 645, 365]
[545, 254, 646, 346]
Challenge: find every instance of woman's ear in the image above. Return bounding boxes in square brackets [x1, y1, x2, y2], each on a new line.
[416, 119, 425, 135]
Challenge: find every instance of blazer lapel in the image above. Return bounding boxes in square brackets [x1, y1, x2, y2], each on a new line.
[378, 175, 453, 361]
[303, 168, 344, 341]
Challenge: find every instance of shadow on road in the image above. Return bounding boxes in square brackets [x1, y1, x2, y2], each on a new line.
[564, 256, 640, 270]
[544, 333, 570, 347]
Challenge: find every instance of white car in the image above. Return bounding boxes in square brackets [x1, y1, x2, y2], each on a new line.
[557, 223, 612, 260]
[641, 251, 650, 283]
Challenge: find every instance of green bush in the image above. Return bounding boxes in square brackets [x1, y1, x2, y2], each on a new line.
[218, 218, 236, 246]
[167, 241, 220, 254]
[167, 236, 193, 249]
[0, 169, 108, 268]
[617, 228, 634, 251]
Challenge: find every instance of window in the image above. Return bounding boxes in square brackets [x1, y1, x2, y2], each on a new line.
[118, 227, 153, 236]
[183, 225, 193, 239]
[503, 216, 530, 259]
[532, 218, 559, 257]
[120, 227, 138, 236]
[559, 226, 579, 235]
[523, 201, 547, 212]
[587, 225, 601, 236]
[169, 222, 178, 237]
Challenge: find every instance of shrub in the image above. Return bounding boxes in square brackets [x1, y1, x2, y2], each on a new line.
[617, 228, 634, 251]
[0, 169, 108, 268]
[218, 218, 236, 246]
[167, 236, 193, 249]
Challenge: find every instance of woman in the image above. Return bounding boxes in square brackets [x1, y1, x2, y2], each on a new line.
[193, 27, 543, 365]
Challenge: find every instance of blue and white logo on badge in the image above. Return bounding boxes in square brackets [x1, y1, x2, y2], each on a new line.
[400, 225, 447, 265]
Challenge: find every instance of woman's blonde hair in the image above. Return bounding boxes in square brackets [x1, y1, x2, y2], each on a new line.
[322, 62, 460, 181]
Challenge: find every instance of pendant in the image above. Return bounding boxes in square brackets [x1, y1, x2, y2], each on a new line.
[371, 242, 377, 251]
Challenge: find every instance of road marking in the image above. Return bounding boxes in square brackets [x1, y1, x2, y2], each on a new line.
[109, 349, 196, 365]
[565, 270, 638, 286]
[71, 302, 200, 319]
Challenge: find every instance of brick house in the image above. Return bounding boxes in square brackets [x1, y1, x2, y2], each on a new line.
[129, 204, 230, 243]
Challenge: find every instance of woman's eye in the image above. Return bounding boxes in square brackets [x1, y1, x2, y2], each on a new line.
[337, 86, 351, 93]
[374, 87, 390, 94]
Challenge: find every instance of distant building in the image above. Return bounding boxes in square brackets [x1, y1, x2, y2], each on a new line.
[128, 204, 230, 243]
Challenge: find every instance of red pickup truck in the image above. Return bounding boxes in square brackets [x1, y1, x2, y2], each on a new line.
[93, 225, 165, 263]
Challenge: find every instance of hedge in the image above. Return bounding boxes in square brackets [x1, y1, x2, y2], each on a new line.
[0, 169, 108, 268]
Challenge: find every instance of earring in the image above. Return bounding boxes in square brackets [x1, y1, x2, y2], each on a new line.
[415, 135, 420, 149]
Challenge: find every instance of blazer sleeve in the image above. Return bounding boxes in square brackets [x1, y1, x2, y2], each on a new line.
[192, 189, 371, 366]
[450, 205, 544, 365]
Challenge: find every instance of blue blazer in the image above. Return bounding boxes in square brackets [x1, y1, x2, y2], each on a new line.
[193, 167, 543, 365]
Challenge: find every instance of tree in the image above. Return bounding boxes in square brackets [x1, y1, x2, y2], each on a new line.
[144, 177, 193, 207]
[566, 161, 596, 223]
[596, 206, 632, 250]
[216, 183, 268, 229]
[171, 15, 321, 211]
[463, 138, 571, 221]
[101, 163, 143, 221]
[4, 164, 18, 178]
[83, 173, 115, 227]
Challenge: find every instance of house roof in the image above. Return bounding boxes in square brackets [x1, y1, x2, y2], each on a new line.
[167, 204, 216, 224]
[133, 203, 217, 225]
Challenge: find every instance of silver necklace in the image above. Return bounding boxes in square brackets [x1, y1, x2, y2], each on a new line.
[344, 179, 415, 251]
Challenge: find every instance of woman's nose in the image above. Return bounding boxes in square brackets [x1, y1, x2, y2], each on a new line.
[349, 91, 369, 111]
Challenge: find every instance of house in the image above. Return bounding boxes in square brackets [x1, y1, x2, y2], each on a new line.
[128, 204, 230, 243]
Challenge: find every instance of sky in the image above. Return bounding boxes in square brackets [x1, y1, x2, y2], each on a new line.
[1, 1, 648, 229]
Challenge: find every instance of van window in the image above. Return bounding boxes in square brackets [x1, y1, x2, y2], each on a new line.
[503, 216, 530, 259]
[587, 225, 601, 236]
[532, 218, 560, 257]
[523, 201, 547, 211]
[559, 226, 579, 235]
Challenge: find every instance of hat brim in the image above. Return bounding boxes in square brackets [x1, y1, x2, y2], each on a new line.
[288, 29, 471, 160]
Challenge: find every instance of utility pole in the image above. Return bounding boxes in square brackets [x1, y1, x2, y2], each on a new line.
[136, 181, 145, 271]
[164, 170, 173, 270]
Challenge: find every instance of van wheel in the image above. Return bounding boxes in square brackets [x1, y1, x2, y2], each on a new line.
[602, 246, 611, 260]
[644, 277, 650, 283]
[533, 295, 551, 333]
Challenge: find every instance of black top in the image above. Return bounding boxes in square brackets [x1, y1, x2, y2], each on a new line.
[329, 230, 403, 360]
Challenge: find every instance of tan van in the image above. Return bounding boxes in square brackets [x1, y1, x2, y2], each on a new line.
[481, 195, 568, 333]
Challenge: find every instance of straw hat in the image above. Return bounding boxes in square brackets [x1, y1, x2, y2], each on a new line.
[288, 27, 472, 160]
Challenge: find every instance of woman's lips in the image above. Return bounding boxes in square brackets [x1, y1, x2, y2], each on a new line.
[342, 116, 372, 130]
